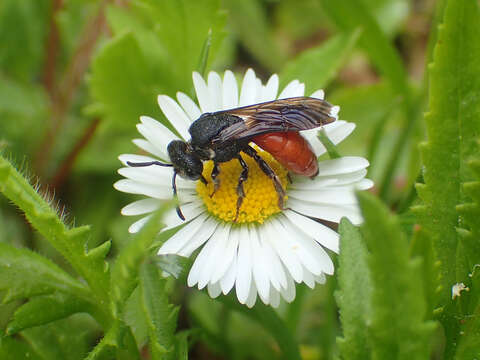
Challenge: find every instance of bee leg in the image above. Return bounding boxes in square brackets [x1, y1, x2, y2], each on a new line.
[243, 146, 286, 209]
[287, 173, 293, 184]
[210, 162, 220, 197]
[234, 155, 249, 222]
[172, 171, 185, 221]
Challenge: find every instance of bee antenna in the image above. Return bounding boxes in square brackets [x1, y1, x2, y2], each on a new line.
[126, 160, 173, 167]
[172, 171, 185, 221]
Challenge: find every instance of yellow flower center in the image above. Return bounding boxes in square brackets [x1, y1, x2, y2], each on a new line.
[196, 150, 288, 224]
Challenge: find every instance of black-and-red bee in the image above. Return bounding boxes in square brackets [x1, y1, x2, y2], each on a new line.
[127, 96, 338, 220]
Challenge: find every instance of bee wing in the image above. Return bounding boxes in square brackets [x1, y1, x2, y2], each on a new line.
[212, 97, 338, 144]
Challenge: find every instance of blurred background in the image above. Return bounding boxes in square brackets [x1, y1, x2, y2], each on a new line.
[0, 0, 437, 358]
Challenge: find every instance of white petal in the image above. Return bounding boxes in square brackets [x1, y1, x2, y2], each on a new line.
[301, 120, 356, 157]
[177, 92, 201, 121]
[132, 139, 166, 160]
[250, 226, 270, 304]
[128, 215, 152, 233]
[324, 120, 355, 144]
[297, 82, 305, 96]
[289, 198, 363, 225]
[158, 213, 208, 255]
[207, 71, 222, 111]
[222, 70, 238, 110]
[157, 95, 191, 140]
[280, 271, 296, 303]
[220, 255, 237, 295]
[138, 116, 178, 154]
[278, 215, 334, 275]
[258, 228, 287, 290]
[235, 226, 253, 303]
[188, 224, 225, 287]
[197, 224, 232, 289]
[284, 210, 339, 253]
[265, 220, 303, 283]
[113, 179, 172, 199]
[239, 68, 257, 106]
[121, 198, 160, 216]
[118, 166, 172, 186]
[210, 226, 239, 284]
[288, 188, 358, 205]
[269, 287, 281, 308]
[208, 282, 222, 298]
[178, 216, 219, 256]
[310, 89, 325, 100]
[254, 78, 263, 103]
[302, 266, 316, 289]
[278, 80, 300, 99]
[245, 281, 258, 308]
[316, 157, 370, 176]
[193, 72, 212, 112]
[261, 74, 279, 102]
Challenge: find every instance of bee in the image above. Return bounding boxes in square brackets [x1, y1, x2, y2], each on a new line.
[127, 97, 338, 220]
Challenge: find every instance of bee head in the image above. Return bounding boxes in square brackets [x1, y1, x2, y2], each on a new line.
[167, 140, 203, 180]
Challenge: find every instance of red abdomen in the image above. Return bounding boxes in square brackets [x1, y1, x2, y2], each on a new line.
[253, 132, 318, 177]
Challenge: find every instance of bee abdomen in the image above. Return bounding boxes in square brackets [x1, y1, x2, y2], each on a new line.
[252, 132, 318, 177]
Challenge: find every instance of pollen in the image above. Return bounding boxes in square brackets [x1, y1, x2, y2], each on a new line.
[196, 150, 288, 224]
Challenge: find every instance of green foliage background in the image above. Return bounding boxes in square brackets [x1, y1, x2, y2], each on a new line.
[1, 0, 480, 358]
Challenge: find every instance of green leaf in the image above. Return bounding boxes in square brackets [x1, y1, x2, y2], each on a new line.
[414, 0, 480, 337]
[223, 0, 285, 71]
[220, 296, 301, 360]
[0, 242, 89, 304]
[336, 218, 371, 360]
[358, 192, 436, 359]
[455, 156, 480, 356]
[21, 315, 97, 360]
[89, 33, 165, 132]
[139, 262, 179, 360]
[280, 30, 360, 94]
[0, 156, 111, 319]
[85, 320, 140, 360]
[6, 293, 92, 335]
[319, 0, 410, 105]
[110, 203, 173, 318]
[105, 0, 226, 96]
[0, 0, 49, 81]
[0, 336, 42, 360]
[196, 29, 213, 77]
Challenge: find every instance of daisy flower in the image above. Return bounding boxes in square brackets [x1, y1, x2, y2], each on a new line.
[114, 69, 373, 308]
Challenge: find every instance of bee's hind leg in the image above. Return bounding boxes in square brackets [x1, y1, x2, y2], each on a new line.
[243, 145, 286, 210]
[234, 155, 249, 222]
[210, 162, 221, 197]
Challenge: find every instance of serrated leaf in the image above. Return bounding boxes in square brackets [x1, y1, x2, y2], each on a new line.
[6, 293, 91, 335]
[0, 156, 111, 316]
[85, 320, 140, 360]
[110, 203, 173, 318]
[140, 262, 179, 360]
[415, 0, 480, 316]
[336, 218, 371, 360]
[358, 192, 436, 359]
[0, 243, 89, 303]
[280, 30, 360, 94]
